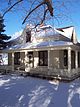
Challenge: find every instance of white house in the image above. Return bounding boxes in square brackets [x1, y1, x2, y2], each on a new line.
[0, 25, 80, 81]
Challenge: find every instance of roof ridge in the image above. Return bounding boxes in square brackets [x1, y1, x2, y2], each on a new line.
[57, 26, 74, 30]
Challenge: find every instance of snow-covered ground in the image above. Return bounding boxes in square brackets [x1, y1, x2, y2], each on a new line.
[0, 75, 80, 107]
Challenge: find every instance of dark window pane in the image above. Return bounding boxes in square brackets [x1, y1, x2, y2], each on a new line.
[44, 51, 48, 66]
[39, 51, 48, 66]
[26, 31, 31, 42]
[71, 51, 75, 68]
[64, 50, 68, 66]
[14, 52, 20, 65]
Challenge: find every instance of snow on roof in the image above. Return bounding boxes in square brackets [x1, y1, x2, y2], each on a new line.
[35, 27, 59, 37]
[35, 41, 73, 48]
[56, 26, 74, 38]
[7, 25, 74, 42]
[34, 25, 74, 39]
[5, 40, 73, 51]
[38, 25, 53, 29]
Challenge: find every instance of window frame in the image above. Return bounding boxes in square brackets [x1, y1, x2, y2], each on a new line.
[38, 51, 48, 66]
[14, 52, 20, 65]
[64, 50, 68, 67]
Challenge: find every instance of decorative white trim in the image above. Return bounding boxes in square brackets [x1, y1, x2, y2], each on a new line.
[48, 50, 50, 69]
[68, 48, 71, 71]
[75, 50, 78, 69]
[12, 53, 14, 71]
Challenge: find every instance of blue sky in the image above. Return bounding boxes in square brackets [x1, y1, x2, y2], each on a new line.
[1, 0, 80, 41]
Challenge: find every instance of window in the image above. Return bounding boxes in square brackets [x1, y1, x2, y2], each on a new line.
[71, 51, 75, 68]
[26, 31, 31, 42]
[14, 52, 20, 65]
[0, 54, 8, 65]
[39, 51, 48, 66]
[64, 50, 68, 66]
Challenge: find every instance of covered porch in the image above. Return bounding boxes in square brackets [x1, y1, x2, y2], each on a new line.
[0, 45, 80, 80]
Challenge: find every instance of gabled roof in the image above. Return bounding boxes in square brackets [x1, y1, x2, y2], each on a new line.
[34, 25, 77, 41]
[57, 26, 73, 30]
[56, 26, 78, 44]
[35, 27, 59, 37]
[8, 25, 77, 43]
[56, 26, 74, 38]
[4, 25, 78, 52]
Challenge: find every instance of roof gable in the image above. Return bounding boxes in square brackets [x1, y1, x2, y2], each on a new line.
[56, 26, 74, 38]
[56, 26, 78, 44]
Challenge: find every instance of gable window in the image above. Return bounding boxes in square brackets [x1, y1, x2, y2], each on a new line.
[64, 50, 68, 66]
[14, 52, 20, 65]
[26, 31, 31, 42]
[38, 51, 48, 66]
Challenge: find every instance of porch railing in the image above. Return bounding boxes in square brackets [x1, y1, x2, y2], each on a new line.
[0, 65, 80, 80]
[29, 66, 80, 79]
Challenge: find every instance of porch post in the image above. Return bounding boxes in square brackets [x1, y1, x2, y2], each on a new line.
[25, 51, 28, 72]
[48, 50, 50, 69]
[12, 52, 14, 71]
[34, 51, 38, 68]
[68, 48, 71, 72]
[75, 50, 78, 69]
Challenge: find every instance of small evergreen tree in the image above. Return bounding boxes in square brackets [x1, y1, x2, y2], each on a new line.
[0, 13, 11, 49]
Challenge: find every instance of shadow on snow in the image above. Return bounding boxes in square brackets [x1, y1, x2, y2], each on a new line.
[0, 75, 80, 107]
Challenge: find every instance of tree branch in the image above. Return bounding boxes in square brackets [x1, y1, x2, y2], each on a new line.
[22, 1, 45, 24]
[22, 0, 53, 24]
[41, 9, 48, 24]
[44, 0, 53, 16]
[3, 0, 23, 17]
[2, 0, 54, 25]
[34, 8, 48, 28]
[8, 0, 12, 5]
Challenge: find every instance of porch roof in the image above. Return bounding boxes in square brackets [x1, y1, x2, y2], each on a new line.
[4, 40, 73, 51]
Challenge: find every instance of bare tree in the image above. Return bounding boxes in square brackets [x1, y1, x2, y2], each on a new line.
[0, 0, 71, 27]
